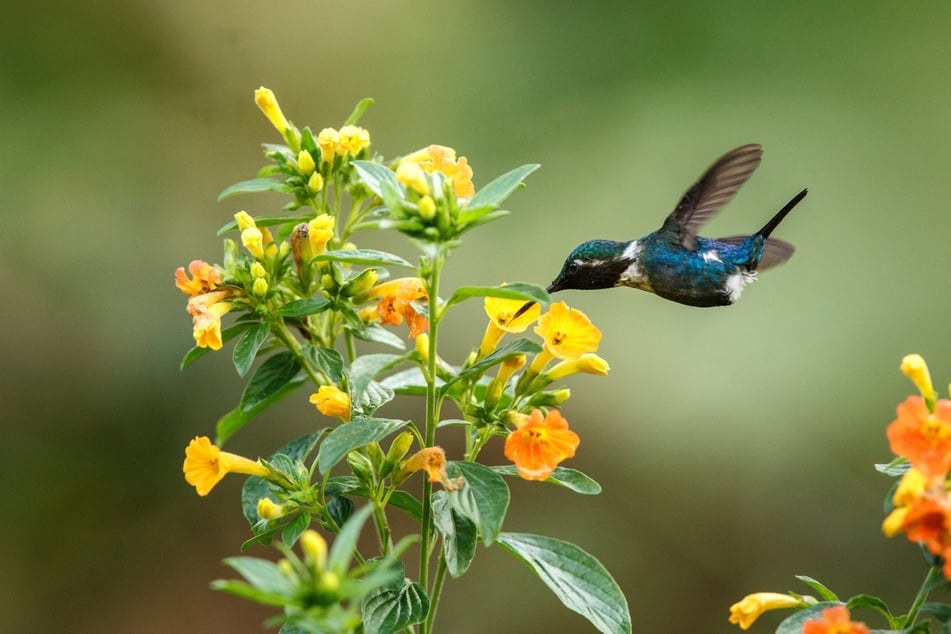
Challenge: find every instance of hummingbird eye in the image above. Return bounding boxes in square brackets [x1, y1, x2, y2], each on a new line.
[566, 261, 580, 275]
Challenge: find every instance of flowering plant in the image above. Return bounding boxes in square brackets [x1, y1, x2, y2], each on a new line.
[729, 354, 951, 633]
[177, 88, 631, 633]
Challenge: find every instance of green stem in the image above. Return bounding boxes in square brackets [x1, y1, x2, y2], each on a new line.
[272, 320, 328, 386]
[418, 248, 445, 630]
[423, 555, 449, 633]
[903, 564, 943, 627]
[372, 497, 392, 556]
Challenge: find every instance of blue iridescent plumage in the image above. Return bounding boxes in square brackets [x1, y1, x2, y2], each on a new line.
[545, 144, 806, 307]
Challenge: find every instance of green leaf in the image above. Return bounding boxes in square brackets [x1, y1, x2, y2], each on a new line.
[775, 603, 842, 634]
[497, 533, 631, 634]
[352, 380, 395, 417]
[467, 164, 540, 211]
[216, 213, 313, 236]
[379, 367, 430, 395]
[795, 575, 840, 602]
[874, 457, 909, 477]
[282, 512, 310, 547]
[279, 297, 331, 318]
[210, 579, 290, 607]
[327, 504, 374, 574]
[313, 249, 414, 269]
[325, 477, 422, 520]
[491, 465, 602, 495]
[349, 353, 406, 405]
[242, 431, 327, 525]
[362, 576, 430, 634]
[432, 491, 478, 578]
[328, 496, 355, 528]
[344, 97, 375, 126]
[218, 177, 293, 202]
[303, 345, 345, 382]
[180, 323, 254, 370]
[352, 161, 404, 210]
[920, 602, 951, 622]
[217, 373, 307, 444]
[240, 351, 301, 411]
[446, 461, 510, 545]
[449, 338, 542, 387]
[317, 417, 409, 473]
[219, 556, 296, 597]
[349, 322, 407, 350]
[445, 282, 549, 310]
[233, 323, 271, 377]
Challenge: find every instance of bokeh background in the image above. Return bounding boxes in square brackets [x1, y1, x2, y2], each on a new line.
[4, 1, 951, 632]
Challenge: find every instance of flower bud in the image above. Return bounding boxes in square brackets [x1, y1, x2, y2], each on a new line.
[310, 385, 350, 420]
[297, 149, 316, 175]
[234, 210, 256, 231]
[254, 87, 290, 136]
[257, 497, 285, 520]
[418, 195, 436, 220]
[344, 269, 379, 297]
[347, 449, 375, 484]
[901, 353, 937, 405]
[382, 431, 415, 478]
[415, 333, 430, 364]
[241, 227, 265, 259]
[300, 529, 328, 572]
[250, 262, 267, 279]
[308, 172, 324, 194]
[396, 161, 429, 195]
[252, 277, 268, 297]
[527, 388, 571, 407]
[317, 128, 338, 164]
[309, 215, 335, 255]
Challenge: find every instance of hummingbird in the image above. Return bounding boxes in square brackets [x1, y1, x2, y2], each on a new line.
[542, 144, 806, 308]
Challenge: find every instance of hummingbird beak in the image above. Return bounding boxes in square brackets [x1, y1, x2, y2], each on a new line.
[511, 300, 537, 321]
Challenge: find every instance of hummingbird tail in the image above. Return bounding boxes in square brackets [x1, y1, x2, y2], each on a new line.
[757, 188, 807, 239]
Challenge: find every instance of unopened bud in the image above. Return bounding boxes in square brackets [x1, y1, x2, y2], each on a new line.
[298, 149, 316, 175]
[257, 497, 284, 520]
[250, 262, 267, 279]
[252, 277, 269, 297]
[300, 529, 328, 572]
[308, 172, 324, 194]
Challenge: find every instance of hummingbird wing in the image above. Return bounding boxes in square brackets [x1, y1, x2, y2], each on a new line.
[716, 235, 795, 271]
[662, 144, 762, 251]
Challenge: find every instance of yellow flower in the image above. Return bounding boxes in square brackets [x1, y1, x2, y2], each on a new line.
[308, 172, 324, 194]
[257, 497, 285, 520]
[298, 149, 316, 175]
[480, 292, 542, 356]
[308, 215, 335, 255]
[183, 436, 269, 496]
[400, 144, 475, 198]
[310, 385, 351, 420]
[186, 289, 234, 350]
[395, 161, 430, 195]
[504, 409, 580, 481]
[254, 87, 290, 136]
[728, 592, 802, 630]
[527, 301, 602, 375]
[317, 127, 339, 163]
[545, 353, 610, 380]
[486, 354, 527, 407]
[300, 529, 328, 571]
[397, 447, 459, 490]
[234, 210, 257, 231]
[882, 467, 929, 536]
[418, 195, 436, 220]
[242, 227, 265, 259]
[337, 125, 370, 156]
[902, 353, 937, 405]
[174, 260, 222, 297]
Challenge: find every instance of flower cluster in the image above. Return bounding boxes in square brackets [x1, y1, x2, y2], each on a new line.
[883, 354, 951, 579]
[173, 88, 629, 634]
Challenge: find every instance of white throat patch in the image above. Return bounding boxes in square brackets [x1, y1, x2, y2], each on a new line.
[725, 270, 757, 302]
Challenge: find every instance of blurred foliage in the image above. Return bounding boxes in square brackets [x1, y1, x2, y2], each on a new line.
[3, 0, 951, 632]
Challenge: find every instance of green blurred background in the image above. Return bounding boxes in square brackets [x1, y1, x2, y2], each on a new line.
[4, 1, 951, 632]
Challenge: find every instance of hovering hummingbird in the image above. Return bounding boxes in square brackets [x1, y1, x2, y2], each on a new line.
[542, 144, 806, 308]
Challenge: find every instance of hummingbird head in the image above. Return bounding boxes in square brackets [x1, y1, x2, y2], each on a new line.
[547, 240, 636, 293]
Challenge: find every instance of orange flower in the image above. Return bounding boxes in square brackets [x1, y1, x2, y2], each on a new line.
[360, 277, 429, 338]
[175, 260, 222, 296]
[802, 606, 869, 634]
[886, 395, 951, 477]
[401, 144, 474, 198]
[398, 447, 459, 490]
[186, 289, 234, 350]
[310, 385, 351, 421]
[183, 436, 269, 496]
[479, 293, 542, 356]
[504, 409, 580, 481]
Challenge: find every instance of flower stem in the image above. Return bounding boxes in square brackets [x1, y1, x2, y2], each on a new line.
[272, 320, 328, 386]
[423, 554, 449, 633]
[903, 564, 944, 627]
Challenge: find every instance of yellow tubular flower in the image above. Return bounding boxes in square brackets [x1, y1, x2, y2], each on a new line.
[397, 447, 459, 490]
[241, 227, 265, 259]
[480, 294, 542, 357]
[234, 210, 257, 231]
[545, 353, 611, 380]
[254, 87, 290, 136]
[187, 289, 234, 350]
[534, 301, 602, 360]
[337, 125, 370, 155]
[308, 215, 335, 255]
[396, 161, 430, 195]
[317, 128, 339, 163]
[882, 467, 928, 536]
[183, 436, 269, 496]
[902, 354, 937, 405]
[310, 385, 351, 420]
[486, 354, 527, 407]
[728, 592, 802, 630]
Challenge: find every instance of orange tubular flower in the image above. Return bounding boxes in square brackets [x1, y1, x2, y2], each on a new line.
[310, 385, 351, 421]
[886, 395, 951, 477]
[401, 144, 474, 198]
[175, 260, 222, 296]
[504, 409, 580, 481]
[398, 447, 459, 490]
[479, 293, 542, 357]
[802, 606, 870, 634]
[360, 277, 429, 338]
[183, 436, 269, 496]
[186, 289, 234, 350]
